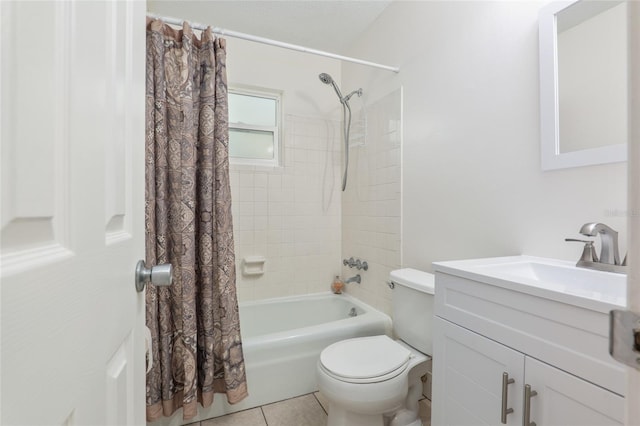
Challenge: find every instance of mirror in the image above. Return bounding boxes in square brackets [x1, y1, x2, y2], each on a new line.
[539, 1, 628, 171]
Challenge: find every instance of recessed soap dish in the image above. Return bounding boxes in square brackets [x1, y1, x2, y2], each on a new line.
[243, 256, 266, 276]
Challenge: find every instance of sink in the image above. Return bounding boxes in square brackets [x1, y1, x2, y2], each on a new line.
[433, 255, 626, 310]
[432, 255, 628, 398]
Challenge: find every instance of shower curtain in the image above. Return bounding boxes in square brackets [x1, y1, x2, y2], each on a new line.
[145, 19, 247, 421]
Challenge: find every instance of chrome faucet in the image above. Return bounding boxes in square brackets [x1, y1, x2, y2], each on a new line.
[345, 274, 361, 284]
[343, 257, 369, 271]
[579, 222, 620, 265]
[566, 223, 626, 274]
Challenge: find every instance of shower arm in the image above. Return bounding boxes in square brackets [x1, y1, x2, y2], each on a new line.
[342, 89, 363, 103]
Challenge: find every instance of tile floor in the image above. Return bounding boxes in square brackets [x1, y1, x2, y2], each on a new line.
[188, 392, 432, 426]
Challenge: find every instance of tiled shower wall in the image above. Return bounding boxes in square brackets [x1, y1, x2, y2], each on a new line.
[341, 89, 402, 316]
[230, 114, 343, 301]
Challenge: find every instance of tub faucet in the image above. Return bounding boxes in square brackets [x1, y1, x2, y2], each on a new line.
[579, 222, 620, 265]
[345, 274, 361, 284]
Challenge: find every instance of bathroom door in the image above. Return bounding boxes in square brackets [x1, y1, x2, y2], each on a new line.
[624, 2, 640, 424]
[1, 1, 147, 425]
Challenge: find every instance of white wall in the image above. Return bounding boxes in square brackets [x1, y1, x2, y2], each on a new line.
[342, 1, 627, 274]
[225, 39, 343, 120]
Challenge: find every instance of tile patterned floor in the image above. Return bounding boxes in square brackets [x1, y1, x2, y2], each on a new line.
[189, 392, 431, 426]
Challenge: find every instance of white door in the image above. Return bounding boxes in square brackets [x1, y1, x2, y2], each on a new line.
[1, 1, 147, 425]
[432, 317, 525, 426]
[627, 2, 640, 424]
[524, 357, 624, 426]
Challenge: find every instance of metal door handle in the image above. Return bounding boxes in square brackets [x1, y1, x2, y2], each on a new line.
[501, 372, 515, 424]
[523, 384, 537, 426]
[135, 260, 172, 292]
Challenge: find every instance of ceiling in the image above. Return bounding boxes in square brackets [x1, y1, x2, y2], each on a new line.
[147, 1, 393, 53]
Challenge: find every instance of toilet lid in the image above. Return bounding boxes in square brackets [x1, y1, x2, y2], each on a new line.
[320, 335, 411, 381]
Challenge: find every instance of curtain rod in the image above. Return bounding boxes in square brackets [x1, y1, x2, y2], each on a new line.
[147, 13, 400, 74]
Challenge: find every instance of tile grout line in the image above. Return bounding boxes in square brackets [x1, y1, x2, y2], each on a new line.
[260, 405, 269, 426]
[312, 393, 328, 416]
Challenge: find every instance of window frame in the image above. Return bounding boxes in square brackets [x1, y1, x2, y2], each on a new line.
[228, 87, 282, 167]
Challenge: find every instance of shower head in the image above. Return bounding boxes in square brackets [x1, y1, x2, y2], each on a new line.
[318, 73, 333, 85]
[319, 72, 344, 101]
[318, 72, 363, 192]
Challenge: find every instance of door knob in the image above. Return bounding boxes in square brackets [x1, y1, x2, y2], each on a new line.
[135, 260, 173, 292]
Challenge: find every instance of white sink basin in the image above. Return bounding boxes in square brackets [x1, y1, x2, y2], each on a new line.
[433, 255, 626, 310]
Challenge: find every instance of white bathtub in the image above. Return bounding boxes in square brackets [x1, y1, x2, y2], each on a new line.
[155, 292, 391, 425]
[240, 292, 392, 407]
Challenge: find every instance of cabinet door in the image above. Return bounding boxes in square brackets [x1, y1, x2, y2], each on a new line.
[524, 357, 624, 426]
[432, 317, 525, 426]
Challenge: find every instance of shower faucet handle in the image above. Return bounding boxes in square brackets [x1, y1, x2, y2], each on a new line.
[343, 257, 368, 270]
[355, 260, 368, 271]
[343, 257, 356, 268]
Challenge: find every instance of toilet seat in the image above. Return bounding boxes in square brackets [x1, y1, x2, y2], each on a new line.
[320, 335, 412, 384]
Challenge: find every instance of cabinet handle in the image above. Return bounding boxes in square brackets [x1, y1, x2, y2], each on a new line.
[501, 372, 515, 424]
[523, 384, 538, 426]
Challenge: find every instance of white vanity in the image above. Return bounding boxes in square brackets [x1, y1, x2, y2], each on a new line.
[431, 256, 626, 426]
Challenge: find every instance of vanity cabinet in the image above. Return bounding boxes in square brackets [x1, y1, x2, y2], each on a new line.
[431, 268, 626, 426]
[433, 317, 623, 426]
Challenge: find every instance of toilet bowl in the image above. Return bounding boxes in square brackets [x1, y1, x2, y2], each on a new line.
[316, 269, 435, 426]
[317, 336, 429, 426]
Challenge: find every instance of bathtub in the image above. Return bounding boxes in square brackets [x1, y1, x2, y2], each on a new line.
[240, 293, 391, 406]
[154, 292, 391, 425]
[239, 292, 392, 406]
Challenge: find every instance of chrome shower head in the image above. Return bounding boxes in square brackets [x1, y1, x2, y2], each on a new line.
[318, 73, 333, 85]
[318, 72, 363, 192]
[319, 72, 344, 102]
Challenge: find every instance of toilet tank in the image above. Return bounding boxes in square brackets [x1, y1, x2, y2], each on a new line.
[390, 268, 435, 356]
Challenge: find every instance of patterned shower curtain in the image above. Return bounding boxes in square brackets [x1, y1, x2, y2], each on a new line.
[145, 19, 247, 422]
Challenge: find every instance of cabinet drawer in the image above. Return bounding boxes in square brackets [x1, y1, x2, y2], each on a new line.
[434, 272, 625, 395]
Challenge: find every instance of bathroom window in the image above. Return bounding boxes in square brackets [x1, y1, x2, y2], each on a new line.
[228, 88, 281, 167]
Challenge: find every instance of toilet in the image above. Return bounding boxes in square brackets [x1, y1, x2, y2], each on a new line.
[316, 268, 435, 426]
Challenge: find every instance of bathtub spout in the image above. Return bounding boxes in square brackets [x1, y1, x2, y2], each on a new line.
[346, 274, 361, 284]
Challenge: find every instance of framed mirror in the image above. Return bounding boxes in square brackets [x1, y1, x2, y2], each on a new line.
[539, 1, 628, 171]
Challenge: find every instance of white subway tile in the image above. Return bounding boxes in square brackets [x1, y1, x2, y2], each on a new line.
[238, 173, 254, 188]
[238, 187, 254, 202]
[254, 230, 267, 245]
[237, 217, 255, 231]
[238, 201, 254, 217]
[268, 174, 282, 190]
[254, 188, 268, 202]
[254, 201, 268, 216]
[281, 229, 295, 243]
[254, 215, 268, 231]
[267, 215, 283, 230]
